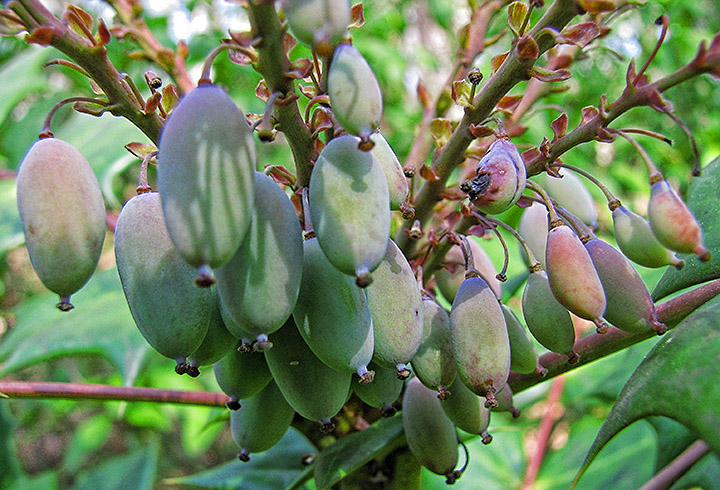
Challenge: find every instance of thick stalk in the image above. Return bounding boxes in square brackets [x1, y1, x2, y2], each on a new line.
[246, 0, 316, 187]
[508, 279, 720, 394]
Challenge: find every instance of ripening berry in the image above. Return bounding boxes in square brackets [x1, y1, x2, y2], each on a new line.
[461, 137, 527, 214]
[647, 180, 710, 261]
[545, 224, 607, 330]
[16, 137, 106, 311]
[585, 238, 666, 335]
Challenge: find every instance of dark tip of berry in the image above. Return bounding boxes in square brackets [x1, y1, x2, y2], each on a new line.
[482, 432, 493, 445]
[358, 370, 375, 384]
[355, 271, 373, 288]
[319, 420, 336, 433]
[253, 338, 273, 352]
[437, 387, 451, 401]
[402, 206, 416, 220]
[174, 361, 189, 375]
[238, 450, 250, 462]
[567, 351, 581, 364]
[195, 266, 215, 287]
[396, 366, 411, 380]
[226, 399, 241, 410]
[186, 365, 200, 377]
[56, 296, 74, 312]
[381, 405, 397, 418]
[237, 342, 254, 354]
[511, 408, 521, 418]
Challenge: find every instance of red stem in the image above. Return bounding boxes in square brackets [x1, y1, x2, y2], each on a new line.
[0, 381, 228, 407]
[521, 376, 566, 490]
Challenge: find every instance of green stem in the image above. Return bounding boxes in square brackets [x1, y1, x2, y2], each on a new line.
[246, 0, 315, 188]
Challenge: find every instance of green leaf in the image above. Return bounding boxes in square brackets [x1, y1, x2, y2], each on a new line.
[645, 416, 696, 472]
[0, 179, 23, 256]
[0, 402, 20, 488]
[0, 267, 149, 383]
[166, 427, 316, 490]
[653, 156, 720, 300]
[314, 414, 404, 489]
[0, 47, 49, 127]
[572, 295, 720, 487]
[72, 442, 158, 490]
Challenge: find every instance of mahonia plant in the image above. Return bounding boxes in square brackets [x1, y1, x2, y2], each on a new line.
[4, 0, 720, 487]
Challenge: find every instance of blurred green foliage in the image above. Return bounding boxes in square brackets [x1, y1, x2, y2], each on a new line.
[0, 1, 719, 489]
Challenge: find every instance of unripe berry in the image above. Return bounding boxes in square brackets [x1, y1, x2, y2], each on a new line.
[521, 269, 577, 361]
[402, 377, 459, 479]
[158, 84, 255, 280]
[647, 180, 710, 261]
[518, 202, 549, 267]
[461, 137, 526, 214]
[328, 44, 383, 141]
[612, 205, 683, 269]
[543, 169, 598, 227]
[284, 0, 351, 54]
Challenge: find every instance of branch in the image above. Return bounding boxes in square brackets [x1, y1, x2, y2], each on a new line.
[0, 381, 229, 407]
[246, 0, 316, 188]
[13, 0, 165, 144]
[396, 0, 580, 254]
[523, 39, 720, 177]
[509, 279, 720, 394]
[638, 440, 710, 490]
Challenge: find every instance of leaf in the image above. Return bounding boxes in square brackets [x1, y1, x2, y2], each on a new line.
[491, 52, 509, 74]
[530, 66, 572, 82]
[645, 416, 696, 472]
[72, 442, 158, 490]
[349, 3, 365, 29]
[572, 295, 720, 487]
[451, 80, 473, 108]
[0, 267, 150, 384]
[0, 179, 24, 256]
[430, 118, 452, 148]
[516, 36, 538, 60]
[507, 2, 529, 37]
[0, 47, 49, 126]
[314, 414, 404, 489]
[0, 403, 20, 488]
[167, 427, 316, 489]
[653, 155, 720, 300]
